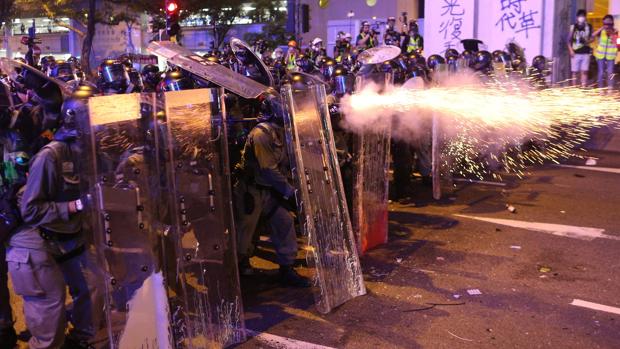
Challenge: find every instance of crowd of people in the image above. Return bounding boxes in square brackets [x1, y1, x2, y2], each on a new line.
[0, 12, 610, 349]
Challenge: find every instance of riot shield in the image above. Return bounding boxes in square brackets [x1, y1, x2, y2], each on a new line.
[147, 41, 273, 99]
[230, 37, 274, 87]
[0, 81, 12, 110]
[357, 45, 401, 65]
[160, 88, 245, 347]
[86, 93, 174, 348]
[0, 58, 72, 97]
[353, 72, 393, 253]
[281, 81, 366, 314]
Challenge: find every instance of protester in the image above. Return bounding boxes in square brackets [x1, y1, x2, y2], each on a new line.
[593, 14, 618, 90]
[567, 9, 593, 88]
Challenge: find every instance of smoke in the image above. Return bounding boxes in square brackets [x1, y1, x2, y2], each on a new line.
[340, 72, 620, 178]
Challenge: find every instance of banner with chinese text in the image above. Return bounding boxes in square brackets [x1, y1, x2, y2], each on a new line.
[478, 0, 545, 61]
[424, 0, 476, 56]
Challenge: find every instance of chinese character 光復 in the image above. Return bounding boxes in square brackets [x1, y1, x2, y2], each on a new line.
[441, 0, 465, 16]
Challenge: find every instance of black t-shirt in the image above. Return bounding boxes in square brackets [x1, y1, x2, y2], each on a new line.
[570, 23, 593, 54]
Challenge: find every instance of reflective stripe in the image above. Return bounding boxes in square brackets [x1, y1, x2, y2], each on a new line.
[594, 30, 618, 60]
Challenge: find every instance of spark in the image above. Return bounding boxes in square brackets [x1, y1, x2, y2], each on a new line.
[341, 80, 620, 179]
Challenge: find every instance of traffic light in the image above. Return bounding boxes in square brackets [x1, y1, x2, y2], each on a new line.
[165, 0, 180, 40]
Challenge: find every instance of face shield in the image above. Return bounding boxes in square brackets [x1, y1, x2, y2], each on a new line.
[53, 63, 76, 82]
[102, 63, 128, 84]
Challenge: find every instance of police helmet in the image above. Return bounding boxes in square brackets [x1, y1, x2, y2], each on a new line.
[157, 70, 195, 92]
[427, 54, 446, 71]
[492, 50, 511, 66]
[127, 68, 144, 92]
[473, 50, 492, 72]
[56, 87, 95, 142]
[531, 55, 548, 73]
[98, 60, 130, 94]
[459, 50, 475, 67]
[444, 49, 459, 60]
[50, 60, 76, 82]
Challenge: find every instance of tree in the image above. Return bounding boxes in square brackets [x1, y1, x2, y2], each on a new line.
[0, 0, 15, 24]
[244, 0, 288, 50]
[13, 0, 107, 76]
[197, 0, 245, 48]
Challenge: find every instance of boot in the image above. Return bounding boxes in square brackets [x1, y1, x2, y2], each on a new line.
[279, 265, 311, 288]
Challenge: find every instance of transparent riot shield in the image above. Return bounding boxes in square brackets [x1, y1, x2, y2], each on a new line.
[160, 88, 245, 347]
[86, 93, 173, 348]
[0, 81, 12, 110]
[0, 58, 72, 97]
[147, 41, 272, 99]
[353, 72, 393, 253]
[281, 81, 366, 314]
[230, 37, 275, 87]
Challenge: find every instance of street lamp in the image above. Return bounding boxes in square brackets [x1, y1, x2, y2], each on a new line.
[347, 10, 354, 35]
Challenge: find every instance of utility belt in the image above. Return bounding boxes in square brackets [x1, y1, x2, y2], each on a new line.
[39, 227, 86, 264]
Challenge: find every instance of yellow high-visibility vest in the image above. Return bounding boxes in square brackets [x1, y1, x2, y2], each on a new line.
[407, 36, 421, 53]
[594, 30, 618, 60]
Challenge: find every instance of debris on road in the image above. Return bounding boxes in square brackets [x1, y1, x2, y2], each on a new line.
[447, 330, 474, 342]
[560, 210, 566, 214]
[574, 173, 586, 178]
[585, 158, 597, 166]
[436, 257, 446, 261]
[538, 265, 552, 273]
[453, 294, 462, 299]
[403, 302, 466, 313]
[510, 245, 522, 250]
[395, 258, 403, 263]
[467, 289, 482, 295]
[506, 205, 517, 213]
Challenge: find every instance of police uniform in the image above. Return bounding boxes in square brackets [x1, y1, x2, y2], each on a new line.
[10, 140, 103, 348]
[0, 134, 21, 348]
[234, 121, 298, 267]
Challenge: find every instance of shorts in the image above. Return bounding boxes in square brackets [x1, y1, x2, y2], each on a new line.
[571, 53, 591, 72]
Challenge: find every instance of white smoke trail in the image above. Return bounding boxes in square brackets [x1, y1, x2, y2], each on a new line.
[340, 72, 620, 178]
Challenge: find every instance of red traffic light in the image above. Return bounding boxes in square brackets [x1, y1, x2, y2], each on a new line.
[166, 1, 178, 13]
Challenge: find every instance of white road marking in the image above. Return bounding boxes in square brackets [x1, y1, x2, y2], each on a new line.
[453, 178, 507, 187]
[555, 164, 620, 174]
[571, 299, 620, 315]
[454, 214, 620, 241]
[246, 330, 337, 349]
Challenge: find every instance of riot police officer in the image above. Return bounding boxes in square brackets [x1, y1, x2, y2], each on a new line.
[49, 60, 77, 83]
[97, 59, 131, 94]
[0, 80, 19, 349]
[233, 96, 310, 288]
[141, 64, 161, 92]
[10, 89, 103, 348]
